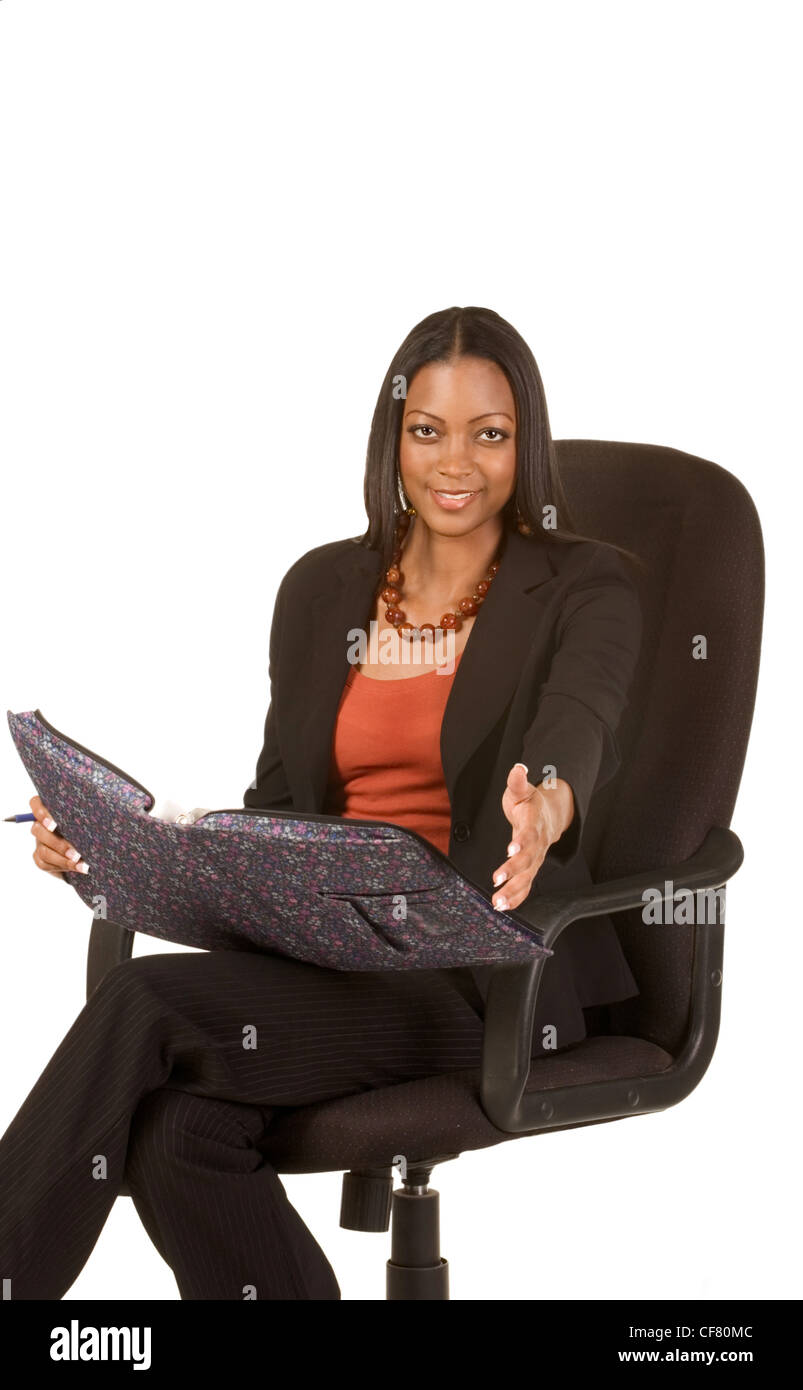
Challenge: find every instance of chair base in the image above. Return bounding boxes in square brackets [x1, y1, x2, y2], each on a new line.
[340, 1161, 452, 1297]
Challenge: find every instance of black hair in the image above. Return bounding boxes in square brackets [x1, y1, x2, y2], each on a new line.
[357, 305, 644, 576]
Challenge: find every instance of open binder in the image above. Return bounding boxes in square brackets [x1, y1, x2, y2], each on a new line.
[7, 709, 551, 973]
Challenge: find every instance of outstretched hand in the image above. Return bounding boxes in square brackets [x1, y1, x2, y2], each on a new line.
[491, 764, 575, 912]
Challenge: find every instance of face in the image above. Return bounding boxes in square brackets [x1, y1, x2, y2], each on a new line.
[398, 356, 517, 537]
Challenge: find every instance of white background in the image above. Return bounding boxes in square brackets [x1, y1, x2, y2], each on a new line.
[0, 0, 798, 1303]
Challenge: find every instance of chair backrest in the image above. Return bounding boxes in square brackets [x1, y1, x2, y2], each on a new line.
[555, 440, 764, 1052]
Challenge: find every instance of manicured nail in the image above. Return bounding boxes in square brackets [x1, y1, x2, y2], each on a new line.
[507, 842, 520, 857]
[493, 870, 508, 886]
[494, 897, 510, 912]
[77, 861, 89, 874]
[44, 816, 56, 831]
[65, 848, 80, 862]
[515, 763, 528, 774]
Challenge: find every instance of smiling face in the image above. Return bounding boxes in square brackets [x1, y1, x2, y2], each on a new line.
[398, 355, 518, 538]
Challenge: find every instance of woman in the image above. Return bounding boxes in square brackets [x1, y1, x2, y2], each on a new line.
[1, 306, 642, 1300]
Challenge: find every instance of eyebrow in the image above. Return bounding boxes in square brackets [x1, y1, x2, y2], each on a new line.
[404, 409, 515, 424]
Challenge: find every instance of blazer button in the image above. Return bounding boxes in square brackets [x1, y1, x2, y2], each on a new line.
[453, 821, 471, 842]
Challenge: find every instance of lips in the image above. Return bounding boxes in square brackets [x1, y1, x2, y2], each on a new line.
[429, 487, 480, 511]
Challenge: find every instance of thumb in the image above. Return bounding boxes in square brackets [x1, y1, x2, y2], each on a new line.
[507, 762, 531, 796]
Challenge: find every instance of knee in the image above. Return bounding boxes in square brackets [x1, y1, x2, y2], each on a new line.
[125, 1089, 189, 1181]
[126, 1088, 266, 1178]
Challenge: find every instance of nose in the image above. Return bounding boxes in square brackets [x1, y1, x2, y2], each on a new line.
[437, 454, 475, 482]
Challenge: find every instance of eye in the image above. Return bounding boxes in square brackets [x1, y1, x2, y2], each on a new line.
[409, 424, 437, 438]
[480, 428, 509, 442]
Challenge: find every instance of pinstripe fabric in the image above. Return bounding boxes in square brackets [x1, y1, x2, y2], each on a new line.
[0, 948, 515, 1300]
[124, 1089, 341, 1299]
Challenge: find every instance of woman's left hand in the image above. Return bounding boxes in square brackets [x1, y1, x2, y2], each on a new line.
[491, 763, 575, 911]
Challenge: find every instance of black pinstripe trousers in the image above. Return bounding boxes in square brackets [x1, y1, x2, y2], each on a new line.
[0, 948, 518, 1301]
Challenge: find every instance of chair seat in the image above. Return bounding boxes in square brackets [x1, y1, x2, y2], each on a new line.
[261, 1034, 674, 1174]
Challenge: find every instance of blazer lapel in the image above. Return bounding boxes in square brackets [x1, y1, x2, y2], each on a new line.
[290, 542, 382, 811]
[439, 530, 556, 795]
[286, 531, 557, 813]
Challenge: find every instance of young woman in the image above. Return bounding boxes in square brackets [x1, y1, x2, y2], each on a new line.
[1, 305, 642, 1300]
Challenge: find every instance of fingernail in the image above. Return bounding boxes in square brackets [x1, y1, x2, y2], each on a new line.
[515, 763, 528, 774]
[77, 861, 89, 874]
[65, 848, 80, 862]
[44, 816, 56, 831]
[493, 871, 508, 886]
[507, 842, 520, 857]
[494, 897, 510, 912]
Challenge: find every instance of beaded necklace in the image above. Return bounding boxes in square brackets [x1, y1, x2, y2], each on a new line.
[378, 509, 503, 640]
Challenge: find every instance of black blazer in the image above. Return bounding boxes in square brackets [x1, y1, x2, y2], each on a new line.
[243, 527, 643, 1052]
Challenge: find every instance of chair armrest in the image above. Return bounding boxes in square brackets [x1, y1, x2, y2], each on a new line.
[523, 825, 743, 948]
[479, 826, 742, 1132]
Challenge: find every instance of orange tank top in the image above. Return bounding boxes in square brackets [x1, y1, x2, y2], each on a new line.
[322, 652, 463, 857]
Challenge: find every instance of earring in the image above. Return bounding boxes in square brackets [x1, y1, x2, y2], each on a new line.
[515, 504, 532, 535]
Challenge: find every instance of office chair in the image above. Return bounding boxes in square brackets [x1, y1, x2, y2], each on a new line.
[86, 439, 765, 1300]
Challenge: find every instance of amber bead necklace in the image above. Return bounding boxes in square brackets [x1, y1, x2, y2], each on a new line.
[378, 507, 504, 641]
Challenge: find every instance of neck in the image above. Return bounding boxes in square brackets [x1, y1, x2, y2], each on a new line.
[398, 515, 506, 603]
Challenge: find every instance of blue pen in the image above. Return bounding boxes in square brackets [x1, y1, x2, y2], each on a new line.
[4, 812, 37, 822]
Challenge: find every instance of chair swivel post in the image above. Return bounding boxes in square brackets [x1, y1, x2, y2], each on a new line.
[386, 1165, 449, 1300]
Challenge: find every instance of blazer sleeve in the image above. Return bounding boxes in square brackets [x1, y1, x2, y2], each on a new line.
[520, 543, 643, 869]
[242, 576, 295, 812]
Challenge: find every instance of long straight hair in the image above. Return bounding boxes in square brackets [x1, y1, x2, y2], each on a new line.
[357, 305, 643, 576]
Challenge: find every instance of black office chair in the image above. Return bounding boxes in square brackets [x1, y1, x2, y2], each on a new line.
[87, 439, 764, 1300]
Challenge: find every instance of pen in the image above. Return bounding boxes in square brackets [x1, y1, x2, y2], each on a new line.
[5, 808, 89, 874]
